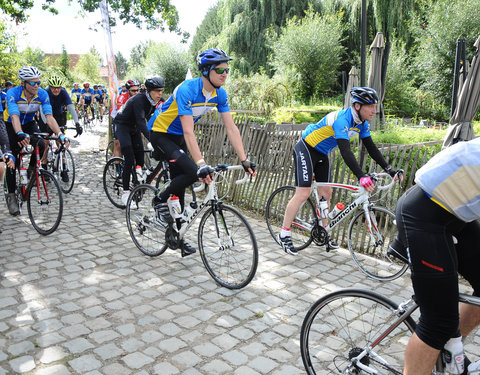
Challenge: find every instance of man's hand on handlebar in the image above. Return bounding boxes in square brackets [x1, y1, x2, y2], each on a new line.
[385, 166, 404, 183]
[16, 131, 30, 148]
[197, 163, 215, 185]
[241, 159, 257, 177]
[58, 133, 70, 149]
[359, 174, 376, 193]
[75, 122, 83, 137]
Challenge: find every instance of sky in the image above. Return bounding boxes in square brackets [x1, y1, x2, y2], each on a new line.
[14, 0, 219, 60]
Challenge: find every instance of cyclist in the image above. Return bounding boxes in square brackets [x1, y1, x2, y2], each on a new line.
[1, 80, 13, 109]
[71, 83, 82, 109]
[80, 82, 95, 120]
[92, 84, 105, 120]
[394, 138, 480, 375]
[148, 48, 256, 257]
[277, 87, 402, 255]
[112, 76, 164, 206]
[3, 66, 68, 216]
[0, 103, 14, 232]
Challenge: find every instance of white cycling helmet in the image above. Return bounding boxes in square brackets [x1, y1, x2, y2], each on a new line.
[18, 66, 42, 81]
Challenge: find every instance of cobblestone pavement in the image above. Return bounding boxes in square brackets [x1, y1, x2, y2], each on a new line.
[0, 123, 473, 374]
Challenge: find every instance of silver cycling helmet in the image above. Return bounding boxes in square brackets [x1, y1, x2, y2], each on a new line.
[18, 66, 42, 81]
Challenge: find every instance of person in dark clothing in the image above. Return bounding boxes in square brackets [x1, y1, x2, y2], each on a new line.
[112, 76, 164, 205]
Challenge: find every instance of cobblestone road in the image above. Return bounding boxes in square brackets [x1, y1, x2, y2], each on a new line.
[0, 123, 470, 374]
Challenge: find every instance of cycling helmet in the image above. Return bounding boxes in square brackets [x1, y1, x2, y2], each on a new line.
[5, 81, 13, 87]
[125, 79, 140, 89]
[18, 66, 42, 81]
[351, 87, 379, 105]
[73, 82, 79, 86]
[144, 76, 165, 91]
[83, 82, 90, 88]
[93, 84, 98, 89]
[197, 48, 232, 74]
[47, 75, 65, 87]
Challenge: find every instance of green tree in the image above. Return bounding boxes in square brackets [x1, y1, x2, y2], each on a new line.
[270, 9, 345, 100]
[129, 40, 155, 67]
[74, 46, 102, 83]
[0, 0, 57, 23]
[0, 20, 20, 85]
[58, 45, 70, 79]
[19, 47, 45, 71]
[115, 52, 128, 80]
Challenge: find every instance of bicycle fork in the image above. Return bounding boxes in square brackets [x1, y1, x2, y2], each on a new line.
[362, 204, 384, 247]
[210, 202, 234, 251]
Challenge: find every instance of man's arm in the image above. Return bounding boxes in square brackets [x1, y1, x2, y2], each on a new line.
[361, 136, 389, 170]
[221, 112, 247, 161]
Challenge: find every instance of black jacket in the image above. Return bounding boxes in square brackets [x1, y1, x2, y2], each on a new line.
[113, 93, 156, 140]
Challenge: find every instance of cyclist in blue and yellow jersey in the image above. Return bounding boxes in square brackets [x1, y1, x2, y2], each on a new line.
[1, 81, 13, 110]
[148, 48, 256, 257]
[394, 137, 480, 375]
[80, 82, 95, 120]
[3, 66, 68, 216]
[71, 82, 82, 108]
[92, 84, 105, 120]
[277, 87, 403, 255]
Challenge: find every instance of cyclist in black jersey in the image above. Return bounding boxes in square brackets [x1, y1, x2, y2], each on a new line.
[112, 77, 164, 206]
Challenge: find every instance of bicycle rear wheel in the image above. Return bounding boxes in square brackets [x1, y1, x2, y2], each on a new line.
[265, 185, 315, 251]
[301, 288, 416, 375]
[126, 184, 168, 256]
[103, 157, 126, 208]
[198, 203, 258, 289]
[348, 206, 408, 281]
[27, 169, 63, 235]
[56, 149, 75, 194]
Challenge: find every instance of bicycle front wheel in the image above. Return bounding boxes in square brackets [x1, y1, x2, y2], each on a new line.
[265, 185, 315, 251]
[126, 184, 168, 256]
[348, 206, 408, 281]
[27, 169, 63, 235]
[105, 140, 114, 163]
[301, 289, 416, 375]
[199, 203, 258, 289]
[56, 149, 76, 194]
[103, 157, 126, 208]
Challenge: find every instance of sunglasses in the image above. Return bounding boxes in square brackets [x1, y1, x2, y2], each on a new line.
[26, 81, 41, 87]
[129, 89, 139, 93]
[213, 68, 229, 74]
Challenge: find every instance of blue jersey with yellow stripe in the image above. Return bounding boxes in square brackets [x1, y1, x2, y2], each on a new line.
[4, 85, 52, 124]
[81, 88, 94, 101]
[302, 107, 371, 154]
[148, 78, 229, 134]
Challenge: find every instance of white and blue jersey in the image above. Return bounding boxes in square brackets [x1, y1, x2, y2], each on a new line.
[81, 88, 94, 101]
[415, 137, 480, 222]
[302, 107, 371, 154]
[4, 85, 52, 124]
[71, 88, 82, 100]
[148, 78, 230, 134]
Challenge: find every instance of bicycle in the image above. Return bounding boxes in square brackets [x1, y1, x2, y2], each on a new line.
[265, 173, 408, 281]
[45, 128, 76, 194]
[125, 164, 259, 290]
[300, 287, 479, 374]
[3, 133, 63, 235]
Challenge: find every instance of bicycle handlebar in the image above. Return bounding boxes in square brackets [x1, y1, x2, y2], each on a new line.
[370, 172, 395, 191]
[193, 164, 251, 192]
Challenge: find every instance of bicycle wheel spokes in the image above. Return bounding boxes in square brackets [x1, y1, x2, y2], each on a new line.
[57, 149, 75, 194]
[265, 185, 315, 251]
[126, 184, 168, 256]
[199, 204, 258, 289]
[27, 170, 63, 235]
[103, 157, 126, 208]
[301, 289, 414, 375]
[348, 206, 408, 281]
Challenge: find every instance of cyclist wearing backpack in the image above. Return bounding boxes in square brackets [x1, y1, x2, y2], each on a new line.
[278, 87, 402, 255]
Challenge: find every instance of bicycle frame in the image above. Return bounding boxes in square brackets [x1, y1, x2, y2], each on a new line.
[19, 144, 50, 204]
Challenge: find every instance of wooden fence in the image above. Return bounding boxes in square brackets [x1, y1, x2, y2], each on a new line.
[195, 112, 442, 245]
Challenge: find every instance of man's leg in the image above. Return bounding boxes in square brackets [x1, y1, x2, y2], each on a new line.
[404, 333, 440, 375]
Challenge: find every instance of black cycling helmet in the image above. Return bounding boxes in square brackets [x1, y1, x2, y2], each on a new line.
[197, 48, 232, 77]
[125, 79, 140, 90]
[351, 87, 379, 105]
[144, 76, 165, 91]
[5, 81, 13, 87]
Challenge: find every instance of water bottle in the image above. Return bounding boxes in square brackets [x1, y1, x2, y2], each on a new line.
[319, 198, 329, 219]
[135, 165, 143, 183]
[143, 166, 154, 182]
[168, 195, 182, 219]
[182, 201, 197, 219]
[328, 202, 345, 219]
[20, 165, 28, 185]
[442, 336, 464, 374]
[50, 139, 57, 152]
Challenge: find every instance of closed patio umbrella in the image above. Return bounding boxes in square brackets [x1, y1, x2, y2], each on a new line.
[443, 35, 480, 148]
[368, 32, 386, 129]
[344, 66, 359, 109]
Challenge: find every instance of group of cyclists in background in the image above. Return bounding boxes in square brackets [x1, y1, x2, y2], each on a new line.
[1, 47, 480, 374]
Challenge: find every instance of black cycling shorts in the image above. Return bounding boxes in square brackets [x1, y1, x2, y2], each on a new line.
[396, 184, 480, 349]
[293, 139, 330, 187]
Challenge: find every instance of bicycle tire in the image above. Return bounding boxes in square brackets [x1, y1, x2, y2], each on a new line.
[265, 185, 315, 251]
[103, 157, 126, 208]
[300, 288, 417, 375]
[198, 203, 258, 289]
[105, 140, 114, 163]
[56, 149, 76, 194]
[27, 169, 63, 235]
[126, 184, 168, 256]
[347, 206, 408, 281]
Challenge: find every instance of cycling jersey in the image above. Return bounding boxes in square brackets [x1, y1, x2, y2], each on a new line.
[93, 89, 103, 101]
[71, 88, 82, 100]
[81, 88, 94, 101]
[302, 107, 371, 154]
[112, 92, 155, 139]
[415, 137, 480, 222]
[1, 89, 8, 110]
[4, 85, 52, 124]
[47, 87, 72, 117]
[116, 92, 130, 110]
[148, 77, 229, 134]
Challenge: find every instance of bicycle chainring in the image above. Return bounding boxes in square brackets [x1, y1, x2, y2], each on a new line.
[165, 226, 180, 249]
[311, 224, 328, 246]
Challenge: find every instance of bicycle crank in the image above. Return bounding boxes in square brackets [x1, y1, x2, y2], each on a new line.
[165, 226, 180, 249]
[311, 224, 328, 246]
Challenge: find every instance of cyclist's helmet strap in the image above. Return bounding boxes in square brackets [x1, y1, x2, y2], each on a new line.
[196, 48, 232, 89]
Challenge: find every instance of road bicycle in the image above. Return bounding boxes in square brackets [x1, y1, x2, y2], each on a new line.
[79, 104, 94, 132]
[45, 128, 76, 194]
[125, 164, 259, 290]
[3, 133, 63, 235]
[300, 287, 479, 374]
[265, 173, 408, 281]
